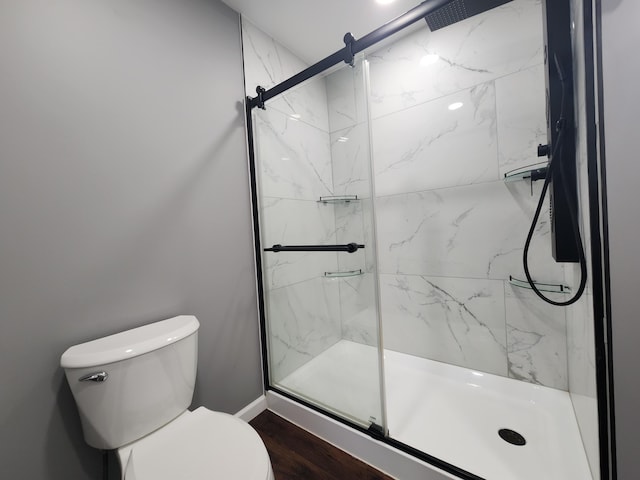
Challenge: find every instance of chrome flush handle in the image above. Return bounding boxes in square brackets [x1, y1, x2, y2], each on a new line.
[78, 371, 108, 382]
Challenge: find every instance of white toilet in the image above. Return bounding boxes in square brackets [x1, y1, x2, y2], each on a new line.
[60, 315, 274, 480]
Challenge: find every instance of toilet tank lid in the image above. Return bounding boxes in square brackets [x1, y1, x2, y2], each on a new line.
[60, 315, 200, 369]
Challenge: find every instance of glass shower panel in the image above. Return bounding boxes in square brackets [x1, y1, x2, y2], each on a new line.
[363, 1, 596, 479]
[252, 58, 385, 430]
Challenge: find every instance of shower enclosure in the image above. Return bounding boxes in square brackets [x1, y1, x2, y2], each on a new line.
[244, 1, 610, 479]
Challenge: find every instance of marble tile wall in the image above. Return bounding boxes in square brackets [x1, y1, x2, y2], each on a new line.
[380, 273, 508, 376]
[246, 0, 583, 394]
[266, 275, 342, 382]
[242, 20, 330, 132]
[367, 0, 544, 120]
[245, 22, 383, 381]
[243, 20, 343, 381]
[324, 61, 381, 348]
[327, 0, 570, 389]
[567, 0, 600, 476]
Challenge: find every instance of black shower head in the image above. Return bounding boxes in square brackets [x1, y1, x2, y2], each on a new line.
[424, 0, 513, 31]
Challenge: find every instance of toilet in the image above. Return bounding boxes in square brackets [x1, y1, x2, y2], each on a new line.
[60, 315, 274, 480]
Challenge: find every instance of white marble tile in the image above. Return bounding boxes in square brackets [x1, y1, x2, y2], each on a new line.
[267, 276, 342, 383]
[566, 291, 599, 479]
[372, 82, 499, 196]
[267, 79, 331, 134]
[337, 273, 379, 347]
[242, 19, 330, 132]
[505, 282, 568, 390]
[566, 293, 597, 399]
[496, 64, 547, 176]
[254, 107, 333, 201]
[568, 0, 599, 473]
[570, 390, 600, 480]
[361, 198, 378, 274]
[376, 180, 565, 282]
[380, 273, 507, 375]
[333, 199, 366, 273]
[326, 65, 358, 132]
[367, 0, 544, 119]
[331, 124, 372, 198]
[326, 59, 368, 133]
[241, 19, 305, 94]
[568, 74, 594, 296]
[260, 197, 338, 289]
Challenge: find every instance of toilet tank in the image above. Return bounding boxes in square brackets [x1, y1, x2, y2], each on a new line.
[60, 315, 199, 450]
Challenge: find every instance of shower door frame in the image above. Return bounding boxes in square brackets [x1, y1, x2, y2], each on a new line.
[242, 0, 616, 478]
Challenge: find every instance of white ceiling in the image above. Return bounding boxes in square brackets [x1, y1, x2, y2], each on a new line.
[221, 0, 425, 64]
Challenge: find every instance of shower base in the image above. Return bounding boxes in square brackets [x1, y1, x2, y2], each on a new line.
[278, 340, 593, 480]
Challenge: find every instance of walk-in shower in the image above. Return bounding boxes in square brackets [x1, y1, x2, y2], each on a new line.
[244, 0, 611, 478]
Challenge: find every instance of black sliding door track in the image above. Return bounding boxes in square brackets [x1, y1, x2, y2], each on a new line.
[246, 0, 453, 110]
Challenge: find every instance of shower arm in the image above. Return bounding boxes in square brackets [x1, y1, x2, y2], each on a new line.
[264, 243, 365, 253]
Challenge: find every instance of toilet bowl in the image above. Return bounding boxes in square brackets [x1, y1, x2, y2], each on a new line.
[120, 408, 274, 480]
[60, 315, 274, 480]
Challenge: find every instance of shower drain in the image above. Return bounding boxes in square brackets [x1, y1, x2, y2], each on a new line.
[498, 428, 526, 446]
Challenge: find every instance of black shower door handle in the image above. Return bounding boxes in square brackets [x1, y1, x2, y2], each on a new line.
[264, 243, 365, 253]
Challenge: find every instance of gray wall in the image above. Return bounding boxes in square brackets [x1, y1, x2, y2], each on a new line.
[600, 0, 640, 478]
[0, 0, 263, 479]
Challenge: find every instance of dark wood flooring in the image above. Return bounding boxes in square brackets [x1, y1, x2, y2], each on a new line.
[250, 410, 395, 480]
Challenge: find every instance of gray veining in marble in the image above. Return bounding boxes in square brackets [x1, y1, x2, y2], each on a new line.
[245, 4, 575, 396]
[331, 124, 372, 198]
[242, 19, 330, 132]
[505, 283, 568, 390]
[338, 273, 379, 347]
[380, 273, 507, 375]
[260, 197, 339, 289]
[267, 276, 341, 383]
[326, 58, 368, 133]
[496, 64, 547, 177]
[254, 108, 333, 201]
[372, 82, 499, 196]
[367, 0, 544, 119]
[376, 180, 565, 283]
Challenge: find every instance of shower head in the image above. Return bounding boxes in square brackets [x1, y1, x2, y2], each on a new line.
[424, 0, 513, 31]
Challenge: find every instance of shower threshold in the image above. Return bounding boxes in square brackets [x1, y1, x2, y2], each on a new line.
[277, 340, 593, 480]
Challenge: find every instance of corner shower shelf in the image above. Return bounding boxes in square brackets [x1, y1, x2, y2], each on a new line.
[324, 269, 364, 278]
[318, 195, 359, 204]
[509, 276, 571, 294]
[503, 163, 549, 183]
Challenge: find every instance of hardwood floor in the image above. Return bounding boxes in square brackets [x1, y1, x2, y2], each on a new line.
[250, 410, 395, 480]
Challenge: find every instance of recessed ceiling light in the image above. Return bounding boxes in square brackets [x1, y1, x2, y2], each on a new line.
[448, 102, 464, 111]
[420, 54, 440, 67]
[376, 0, 395, 4]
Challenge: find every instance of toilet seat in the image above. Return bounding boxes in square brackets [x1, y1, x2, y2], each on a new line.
[120, 407, 274, 480]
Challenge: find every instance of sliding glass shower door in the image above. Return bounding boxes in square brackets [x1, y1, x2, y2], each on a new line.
[252, 57, 386, 431]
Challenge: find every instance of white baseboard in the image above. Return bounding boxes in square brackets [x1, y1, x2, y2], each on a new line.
[265, 391, 457, 480]
[235, 394, 268, 422]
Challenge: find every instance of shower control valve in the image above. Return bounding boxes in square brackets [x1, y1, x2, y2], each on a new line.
[537, 144, 551, 158]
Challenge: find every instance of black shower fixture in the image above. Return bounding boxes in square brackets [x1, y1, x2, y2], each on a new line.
[424, 0, 513, 31]
[522, 0, 587, 307]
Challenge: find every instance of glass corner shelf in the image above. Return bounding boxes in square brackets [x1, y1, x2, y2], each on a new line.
[509, 275, 571, 294]
[503, 162, 549, 183]
[324, 269, 364, 278]
[318, 195, 359, 204]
